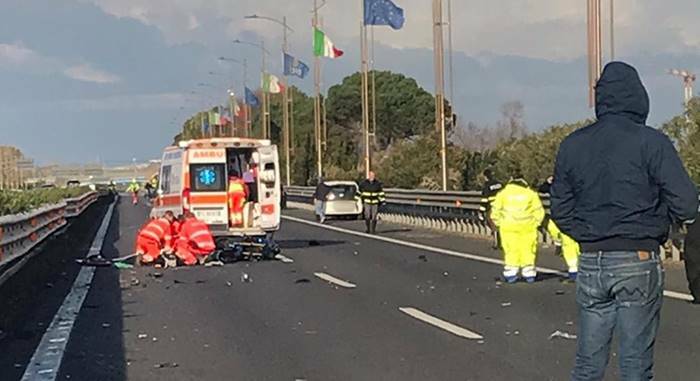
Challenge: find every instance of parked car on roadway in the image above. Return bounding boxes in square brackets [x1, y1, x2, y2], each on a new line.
[323, 181, 363, 219]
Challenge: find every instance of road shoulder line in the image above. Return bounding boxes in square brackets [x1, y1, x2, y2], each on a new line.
[282, 215, 694, 302]
[21, 197, 117, 381]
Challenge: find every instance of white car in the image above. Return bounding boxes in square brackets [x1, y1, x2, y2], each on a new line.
[322, 181, 363, 219]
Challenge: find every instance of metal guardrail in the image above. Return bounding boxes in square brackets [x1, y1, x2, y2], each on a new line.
[0, 191, 98, 270]
[285, 186, 683, 261]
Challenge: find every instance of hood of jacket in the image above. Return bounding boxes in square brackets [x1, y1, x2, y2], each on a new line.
[595, 61, 649, 124]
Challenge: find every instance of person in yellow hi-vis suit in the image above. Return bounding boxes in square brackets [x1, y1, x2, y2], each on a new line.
[491, 174, 545, 283]
[546, 219, 580, 280]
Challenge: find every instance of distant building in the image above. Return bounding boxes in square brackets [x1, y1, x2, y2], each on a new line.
[0, 146, 33, 189]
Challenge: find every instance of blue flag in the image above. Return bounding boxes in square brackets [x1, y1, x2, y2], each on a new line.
[364, 0, 405, 30]
[284, 53, 310, 79]
[245, 87, 260, 107]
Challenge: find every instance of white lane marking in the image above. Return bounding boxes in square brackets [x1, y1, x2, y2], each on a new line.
[399, 307, 484, 340]
[283, 215, 696, 303]
[22, 197, 117, 381]
[314, 272, 357, 289]
[275, 254, 294, 263]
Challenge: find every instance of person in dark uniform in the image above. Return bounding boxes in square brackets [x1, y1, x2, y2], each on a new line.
[481, 169, 503, 249]
[683, 218, 700, 304]
[358, 171, 385, 234]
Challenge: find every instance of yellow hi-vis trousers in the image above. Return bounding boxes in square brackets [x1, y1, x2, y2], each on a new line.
[500, 228, 538, 278]
[547, 220, 580, 273]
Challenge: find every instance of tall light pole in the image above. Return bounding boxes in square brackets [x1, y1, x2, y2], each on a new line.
[244, 14, 295, 187]
[587, 0, 603, 107]
[360, 2, 371, 177]
[609, 0, 615, 61]
[219, 56, 249, 137]
[433, 0, 448, 191]
[233, 39, 271, 139]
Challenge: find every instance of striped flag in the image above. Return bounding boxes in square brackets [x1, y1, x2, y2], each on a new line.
[313, 27, 344, 58]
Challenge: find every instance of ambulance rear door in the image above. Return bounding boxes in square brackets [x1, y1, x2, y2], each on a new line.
[152, 148, 183, 218]
[187, 148, 229, 230]
[257, 145, 281, 231]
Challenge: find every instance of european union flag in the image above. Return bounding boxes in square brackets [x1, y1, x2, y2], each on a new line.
[284, 53, 310, 79]
[245, 87, 260, 107]
[364, 0, 405, 30]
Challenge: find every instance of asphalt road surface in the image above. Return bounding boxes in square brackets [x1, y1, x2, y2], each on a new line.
[2, 197, 699, 380]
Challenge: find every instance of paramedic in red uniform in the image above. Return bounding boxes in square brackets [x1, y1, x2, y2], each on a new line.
[135, 211, 175, 265]
[228, 171, 249, 228]
[174, 212, 216, 265]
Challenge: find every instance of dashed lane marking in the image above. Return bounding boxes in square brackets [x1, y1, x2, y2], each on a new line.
[275, 254, 294, 263]
[282, 215, 696, 303]
[314, 272, 357, 289]
[399, 307, 484, 340]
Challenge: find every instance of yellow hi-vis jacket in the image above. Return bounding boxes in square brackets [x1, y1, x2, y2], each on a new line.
[491, 183, 544, 231]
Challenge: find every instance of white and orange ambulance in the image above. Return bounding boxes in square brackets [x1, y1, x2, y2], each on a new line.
[151, 138, 281, 248]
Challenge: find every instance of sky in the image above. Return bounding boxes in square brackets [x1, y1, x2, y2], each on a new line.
[1, 0, 699, 165]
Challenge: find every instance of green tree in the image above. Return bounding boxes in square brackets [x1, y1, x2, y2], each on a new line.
[491, 120, 589, 186]
[662, 97, 700, 183]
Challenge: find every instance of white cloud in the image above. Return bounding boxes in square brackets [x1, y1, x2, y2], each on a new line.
[0, 42, 39, 65]
[63, 63, 121, 84]
[82, 0, 700, 61]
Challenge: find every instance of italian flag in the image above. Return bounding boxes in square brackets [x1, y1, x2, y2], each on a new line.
[313, 27, 344, 58]
[262, 73, 284, 94]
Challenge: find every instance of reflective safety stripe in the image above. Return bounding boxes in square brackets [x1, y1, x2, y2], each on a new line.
[190, 230, 211, 240]
[141, 230, 161, 241]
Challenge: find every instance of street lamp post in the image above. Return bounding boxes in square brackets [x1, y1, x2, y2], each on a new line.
[233, 39, 271, 139]
[244, 14, 295, 186]
[432, 0, 448, 191]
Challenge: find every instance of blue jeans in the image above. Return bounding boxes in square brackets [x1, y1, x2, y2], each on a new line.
[314, 200, 326, 220]
[572, 251, 664, 381]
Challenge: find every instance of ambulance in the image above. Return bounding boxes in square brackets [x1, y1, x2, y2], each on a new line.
[151, 138, 281, 248]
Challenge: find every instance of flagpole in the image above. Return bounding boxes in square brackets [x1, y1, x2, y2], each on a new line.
[360, 1, 371, 178]
[261, 39, 268, 140]
[313, 0, 323, 179]
[370, 25, 377, 147]
[243, 59, 250, 137]
[433, 0, 448, 191]
[282, 16, 292, 187]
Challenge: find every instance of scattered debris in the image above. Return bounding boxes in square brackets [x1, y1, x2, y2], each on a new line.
[443, 272, 449, 277]
[505, 331, 511, 335]
[152, 337, 158, 342]
[514, 330, 520, 335]
[418, 255, 428, 262]
[45, 283, 54, 288]
[101, 323, 111, 329]
[304, 330, 317, 335]
[565, 321, 574, 326]
[501, 302, 512, 307]
[353, 251, 359, 256]
[295, 278, 311, 284]
[149, 272, 163, 279]
[130, 278, 140, 287]
[113, 261, 134, 270]
[309, 240, 320, 246]
[241, 273, 252, 283]
[173, 279, 185, 284]
[154, 362, 179, 369]
[14, 363, 23, 368]
[555, 290, 566, 296]
[549, 330, 577, 340]
[226, 281, 232, 287]
[138, 334, 148, 339]
[195, 280, 206, 284]
[477, 340, 485, 344]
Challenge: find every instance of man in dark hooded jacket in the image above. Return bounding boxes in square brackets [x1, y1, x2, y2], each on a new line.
[551, 62, 698, 380]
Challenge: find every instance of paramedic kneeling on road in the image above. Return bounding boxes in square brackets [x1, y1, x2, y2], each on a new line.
[136, 211, 175, 265]
[491, 173, 544, 284]
[175, 212, 216, 266]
